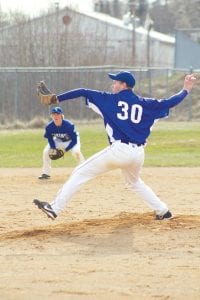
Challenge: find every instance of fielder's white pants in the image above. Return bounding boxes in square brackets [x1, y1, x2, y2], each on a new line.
[51, 141, 168, 216]
[42, 136, 84, 175]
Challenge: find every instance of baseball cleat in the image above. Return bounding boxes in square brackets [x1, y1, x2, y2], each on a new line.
[155, 210, 173, 220]
[33, 199, 57, 220]
[38, 174, 51, 180]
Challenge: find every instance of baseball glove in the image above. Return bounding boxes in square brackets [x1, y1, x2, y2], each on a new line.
[48, 148, 64, 160]
[37, 81, 58, 105]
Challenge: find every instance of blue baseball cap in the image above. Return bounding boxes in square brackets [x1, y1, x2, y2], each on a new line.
[108, 71, 135, 88]
[51, 106, 63, 114]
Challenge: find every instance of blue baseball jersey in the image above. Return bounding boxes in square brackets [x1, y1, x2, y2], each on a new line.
[44, 119, 78, 151]
[57, 88, 188, 144]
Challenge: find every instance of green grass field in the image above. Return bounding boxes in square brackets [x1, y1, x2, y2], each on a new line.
[0, 122, 199, 167]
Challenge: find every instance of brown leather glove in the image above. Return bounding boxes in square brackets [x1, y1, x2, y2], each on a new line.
[37, 81, 58, 105]
[48, 148, 64, 160]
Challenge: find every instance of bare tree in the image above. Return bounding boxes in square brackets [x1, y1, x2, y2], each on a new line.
[150, 0, 200, 35]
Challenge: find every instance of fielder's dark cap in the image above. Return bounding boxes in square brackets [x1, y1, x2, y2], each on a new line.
[108, 71, 135, 88]
[51, 106, 63, 114]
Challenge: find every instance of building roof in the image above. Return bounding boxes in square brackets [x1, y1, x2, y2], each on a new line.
[71, 6, 175, 45]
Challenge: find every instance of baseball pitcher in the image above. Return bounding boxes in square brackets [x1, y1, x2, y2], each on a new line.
[34, 72, 197, 220]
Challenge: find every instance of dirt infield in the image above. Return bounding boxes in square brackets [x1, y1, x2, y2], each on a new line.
[0, 167, 199, 300]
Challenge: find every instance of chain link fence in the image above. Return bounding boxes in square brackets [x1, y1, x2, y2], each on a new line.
[0, 66, 199, 125]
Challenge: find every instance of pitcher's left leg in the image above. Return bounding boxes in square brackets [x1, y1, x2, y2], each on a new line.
[122, 167, 168, 216]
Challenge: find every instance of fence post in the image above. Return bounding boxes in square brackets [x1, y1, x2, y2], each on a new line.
[188, 66, 193, 120]
[14, 69, 19, 120]
[148, 68, 152, 96]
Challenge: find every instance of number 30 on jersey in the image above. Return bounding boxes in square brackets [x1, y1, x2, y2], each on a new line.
[117, 101, 143, 124]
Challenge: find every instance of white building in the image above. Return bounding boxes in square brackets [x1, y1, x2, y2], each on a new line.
[0, 4, 175, 67]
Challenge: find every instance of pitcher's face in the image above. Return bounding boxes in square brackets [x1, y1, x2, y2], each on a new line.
[111, 80, 127, 93]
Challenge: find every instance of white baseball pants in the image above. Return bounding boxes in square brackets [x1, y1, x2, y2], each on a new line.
[41, 136, 84, 175]
[50, 141, 168, 216]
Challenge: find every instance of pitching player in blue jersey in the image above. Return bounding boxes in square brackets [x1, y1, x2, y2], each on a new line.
[34, 71, 197, 220]
[38, 106, 85, 179]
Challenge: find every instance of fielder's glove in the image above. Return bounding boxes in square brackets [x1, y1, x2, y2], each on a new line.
[37, 81, 58, 105]
[48, 148, 64, 160]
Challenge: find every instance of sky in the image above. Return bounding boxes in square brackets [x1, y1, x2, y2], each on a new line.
[0, 0, 156, 18]
[0, 0, 94, 17]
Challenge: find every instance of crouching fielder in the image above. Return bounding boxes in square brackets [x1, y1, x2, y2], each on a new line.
[38, 106, 85, 180]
